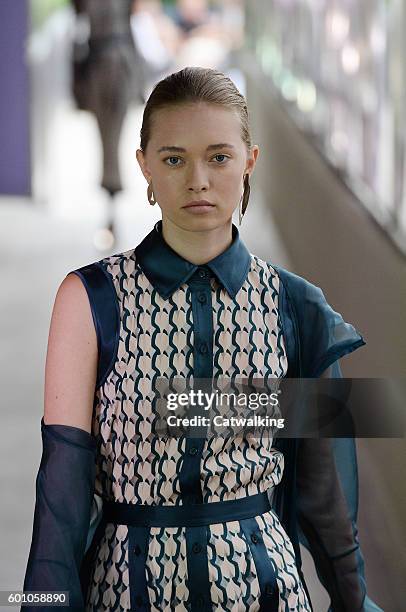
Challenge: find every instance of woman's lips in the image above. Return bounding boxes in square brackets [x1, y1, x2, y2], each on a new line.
[182, 200, 215, 214]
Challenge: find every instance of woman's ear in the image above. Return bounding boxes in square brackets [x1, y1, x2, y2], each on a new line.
[245, 145, 259, 175]
[136, 149, 151, 183]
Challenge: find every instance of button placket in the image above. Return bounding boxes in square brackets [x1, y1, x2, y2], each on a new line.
[239, 517, 279, 610]
[177, 268, 213, 611]
[128, 526, 150, 612]
[189, 270, 213, 381]
[198, 341, 208, 355]
[265, 583, 274, 596]
[197, 267, 209, 279]
[192, 542, 203, 554]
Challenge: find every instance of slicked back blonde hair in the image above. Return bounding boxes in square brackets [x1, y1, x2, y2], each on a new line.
[139, 66, 252, 154]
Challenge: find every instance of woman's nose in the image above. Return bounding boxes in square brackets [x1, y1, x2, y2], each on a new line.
[187, 162, 209, 192]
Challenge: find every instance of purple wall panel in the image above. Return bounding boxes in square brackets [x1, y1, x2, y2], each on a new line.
[0, 0, 31, 195]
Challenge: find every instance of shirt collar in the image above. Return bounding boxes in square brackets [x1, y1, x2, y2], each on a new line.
[134, 220, 251, 300]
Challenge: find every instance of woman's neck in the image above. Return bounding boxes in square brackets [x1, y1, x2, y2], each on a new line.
[161, 217, 233, 265]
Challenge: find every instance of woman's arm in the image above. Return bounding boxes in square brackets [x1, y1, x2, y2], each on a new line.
[21, 273, 98, 611]
[296, 361, 382, 611]
[44, 272, 98, 431]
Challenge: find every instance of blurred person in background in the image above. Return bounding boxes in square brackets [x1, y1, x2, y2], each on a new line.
[165, 0, 244, 71]
[71, 0, 147, 246]
[130, 0, 241, 80]
[170, 0, 211, 34]
[130, 0, 182, 82]
[211, 0, 244, 52]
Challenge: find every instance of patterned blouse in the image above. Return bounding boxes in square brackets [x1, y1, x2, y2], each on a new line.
[72, 221, 312, 611]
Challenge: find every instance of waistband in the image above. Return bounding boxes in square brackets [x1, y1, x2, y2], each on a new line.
[103, 491, 272, 528]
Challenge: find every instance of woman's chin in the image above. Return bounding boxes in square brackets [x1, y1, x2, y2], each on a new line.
[182, 216, 231, 233]
[162, 210, 233, 233]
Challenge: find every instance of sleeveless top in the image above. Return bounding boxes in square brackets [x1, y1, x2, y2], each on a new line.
[72, 221, 312, 611]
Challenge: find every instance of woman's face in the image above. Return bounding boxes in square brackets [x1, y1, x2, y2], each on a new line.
[136, 102, 259, 233]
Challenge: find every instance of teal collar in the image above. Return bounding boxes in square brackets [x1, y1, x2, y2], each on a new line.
[134, 220, 251, 299]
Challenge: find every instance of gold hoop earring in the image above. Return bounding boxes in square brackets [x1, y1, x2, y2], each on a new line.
[147, 182, 157, 206]
[239, 174, 250, 225]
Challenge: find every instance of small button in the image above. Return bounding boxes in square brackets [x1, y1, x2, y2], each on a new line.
[198, 342, 208, 354]
[189, 445, 198, 456]
[133, 544, 141, 556]
[195, 594, 205, 607]
[192, 542, 202, 554]
[265, 582, 274, 596]
[198, 268, 209, 278]
[251, 533, 259, 544]
[197, 292, 207, 304]
[135, 595, 143, 606]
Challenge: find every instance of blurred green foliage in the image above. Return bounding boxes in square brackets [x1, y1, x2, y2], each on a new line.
[30, 0, 69, 30]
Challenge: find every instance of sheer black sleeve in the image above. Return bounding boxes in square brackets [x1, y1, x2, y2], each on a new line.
[21, 419, 97, 611]
[296, 361, 383, 612]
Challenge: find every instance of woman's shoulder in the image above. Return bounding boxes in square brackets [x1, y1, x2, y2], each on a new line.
[262, 261, 366, 377]
[249, 255, 336, 312]
[87, 245, 137, 274]
[67, 245, 139, 289]
[249, 254, 322, 298]
[62, 248, 138, 389]
[249, 253, 284, 281]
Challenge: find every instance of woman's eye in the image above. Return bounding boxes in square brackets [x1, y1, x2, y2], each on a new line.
[164, 156, 182, 166]
[213, 154, 229, 163]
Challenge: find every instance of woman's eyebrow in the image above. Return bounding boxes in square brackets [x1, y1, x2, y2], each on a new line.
[157, 143, 235, 153]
